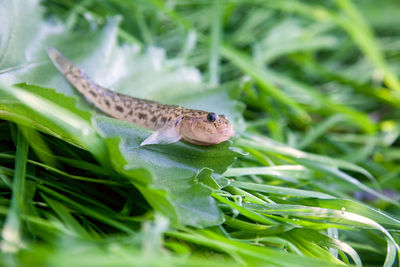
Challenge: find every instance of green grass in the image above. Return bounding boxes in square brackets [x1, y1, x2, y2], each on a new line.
[1, 0, 400, 266]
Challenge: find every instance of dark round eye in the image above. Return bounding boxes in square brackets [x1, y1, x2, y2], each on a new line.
[207, 112, 217, 122]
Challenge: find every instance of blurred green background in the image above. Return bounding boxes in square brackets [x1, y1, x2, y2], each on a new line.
[0, 0, 400, 266]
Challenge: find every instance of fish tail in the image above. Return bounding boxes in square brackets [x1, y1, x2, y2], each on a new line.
[46, 46, 110, 104]
[46, 47, 167, 131]
[45, 47, 75, 76]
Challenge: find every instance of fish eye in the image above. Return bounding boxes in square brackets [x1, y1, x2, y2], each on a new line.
[207, 112, 217, 122]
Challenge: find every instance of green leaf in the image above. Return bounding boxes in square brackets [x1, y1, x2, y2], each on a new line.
[1, 126, 28, 253]
[224, 165, 310, 183]
[0, 82, 109, 166]
[244, 203, 400, 257]
[0, 12, 244, 228]
[283, 228, 362, 266]
[229, 181, 334, 199]
[220, 44, 310, 122]
[0, 0, 44, 70]
[167, 229, 346, 267]
[0, 15, 244, 132]
[95, 117, 239, 227]
[295, 198, 400, 228]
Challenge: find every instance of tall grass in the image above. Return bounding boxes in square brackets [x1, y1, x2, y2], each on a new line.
[0, 0, 399, 266]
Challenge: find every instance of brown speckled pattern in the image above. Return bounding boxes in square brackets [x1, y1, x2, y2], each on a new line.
[47, 47, 234, 145]
[48, 48, 208, 130]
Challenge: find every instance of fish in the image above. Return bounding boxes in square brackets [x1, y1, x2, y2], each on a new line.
[46, 47, 234, 146]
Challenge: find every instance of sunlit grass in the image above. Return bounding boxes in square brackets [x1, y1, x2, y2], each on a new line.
[0, 0, 399, 266]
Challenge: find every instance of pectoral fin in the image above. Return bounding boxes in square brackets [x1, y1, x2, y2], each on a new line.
[140, 119, 182, 146]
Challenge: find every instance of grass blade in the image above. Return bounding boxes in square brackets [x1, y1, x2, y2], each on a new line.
[1, 125, 29, 253]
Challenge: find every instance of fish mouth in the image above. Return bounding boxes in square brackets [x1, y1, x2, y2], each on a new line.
[221, 127, 235, 138]
[182, 128, 234, 146]
[182, 136, 218, 146]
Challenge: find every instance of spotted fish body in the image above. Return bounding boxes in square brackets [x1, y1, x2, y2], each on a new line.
[46, 47, 234, 146]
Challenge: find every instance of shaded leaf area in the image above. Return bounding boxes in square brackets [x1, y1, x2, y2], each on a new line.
[0, 80, 239, 227]
[0, 69, 238, 229]
[95, 117, 239, 226]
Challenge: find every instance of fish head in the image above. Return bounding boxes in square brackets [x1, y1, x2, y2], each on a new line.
[178, 112, 234, 145]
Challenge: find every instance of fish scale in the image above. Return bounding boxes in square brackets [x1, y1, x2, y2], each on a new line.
[46, 47, 234, 146]
[49, 49, 206, 131]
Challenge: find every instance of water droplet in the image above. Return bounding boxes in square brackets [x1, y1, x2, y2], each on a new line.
[341, 207, 346, 214]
